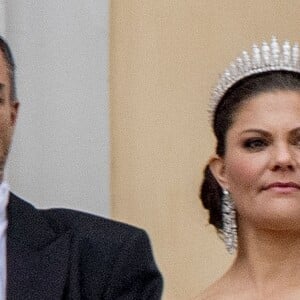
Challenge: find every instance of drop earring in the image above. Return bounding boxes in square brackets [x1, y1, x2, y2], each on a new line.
[222, 189, 237, 254]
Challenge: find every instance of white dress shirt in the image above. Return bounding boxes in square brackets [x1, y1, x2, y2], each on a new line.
[0, 182, 9, 300]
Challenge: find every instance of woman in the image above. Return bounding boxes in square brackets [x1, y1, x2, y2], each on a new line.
[200, 37, 300, 299]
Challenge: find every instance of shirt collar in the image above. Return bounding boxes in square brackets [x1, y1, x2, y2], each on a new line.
[0, 182, 9, 222]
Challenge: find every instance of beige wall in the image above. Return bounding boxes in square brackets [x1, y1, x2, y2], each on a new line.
[110, 1, 300, 299]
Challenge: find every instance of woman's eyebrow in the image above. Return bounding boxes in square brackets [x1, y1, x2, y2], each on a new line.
[241, 127, 300, 136]
[240, 129, 271, 136]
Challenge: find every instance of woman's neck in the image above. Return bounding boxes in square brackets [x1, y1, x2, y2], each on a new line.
[232, 225, 300, 294]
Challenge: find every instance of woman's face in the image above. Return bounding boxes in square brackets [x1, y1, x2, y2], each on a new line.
[210, 90, 300, 231]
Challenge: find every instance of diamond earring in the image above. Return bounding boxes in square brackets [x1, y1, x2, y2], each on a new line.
[222, 189, 237, 254]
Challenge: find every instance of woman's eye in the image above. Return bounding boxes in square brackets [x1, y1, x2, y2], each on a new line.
[292, 136, 300, 147]
[243, 138, 268, 150]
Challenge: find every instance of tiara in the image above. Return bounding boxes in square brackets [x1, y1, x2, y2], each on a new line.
[210, 37, 300, 119]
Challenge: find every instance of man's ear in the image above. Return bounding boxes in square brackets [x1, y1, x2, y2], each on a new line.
[10, 101, 19, 126]
[209, 155, 229, 190]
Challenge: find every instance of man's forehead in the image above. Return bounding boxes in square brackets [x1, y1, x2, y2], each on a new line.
[0, 52, 10, 86]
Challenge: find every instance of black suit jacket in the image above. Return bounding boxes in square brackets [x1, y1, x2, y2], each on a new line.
[6, 193, 163, 299]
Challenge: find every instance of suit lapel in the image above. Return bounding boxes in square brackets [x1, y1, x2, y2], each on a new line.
[6, 194, 72, 300]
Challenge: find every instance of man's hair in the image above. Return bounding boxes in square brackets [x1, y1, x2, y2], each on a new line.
[0, 36, 17, 101]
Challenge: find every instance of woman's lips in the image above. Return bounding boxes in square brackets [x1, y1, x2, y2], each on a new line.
[262, 182, 300, 193]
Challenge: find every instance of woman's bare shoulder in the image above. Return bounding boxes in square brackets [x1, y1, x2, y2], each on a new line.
[192, 275, 236, 300]
[194, 284, 227, 300]
[193, 275, 255, 300]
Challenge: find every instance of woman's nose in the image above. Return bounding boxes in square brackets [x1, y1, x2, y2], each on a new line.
[270, 143, 296, 171]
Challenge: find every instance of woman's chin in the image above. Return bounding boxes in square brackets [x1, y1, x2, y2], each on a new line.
[240, 202, 300, 232]
[247, 213, 300, 232]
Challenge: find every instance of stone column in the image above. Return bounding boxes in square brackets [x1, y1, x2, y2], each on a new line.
[4, 1, 110, 216]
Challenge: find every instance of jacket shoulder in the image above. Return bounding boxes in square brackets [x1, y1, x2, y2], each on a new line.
[8, 193, 163, 299]
[41, 206, 147, 246]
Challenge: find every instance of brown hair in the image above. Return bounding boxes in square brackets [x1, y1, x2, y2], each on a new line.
[0, 36, 17, 101]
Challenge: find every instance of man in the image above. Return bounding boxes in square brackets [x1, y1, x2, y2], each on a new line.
[0, 36, 163, 299]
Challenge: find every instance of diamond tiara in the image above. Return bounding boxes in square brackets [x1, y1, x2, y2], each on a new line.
[210, 37, 300, 120]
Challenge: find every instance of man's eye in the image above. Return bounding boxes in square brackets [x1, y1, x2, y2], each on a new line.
[243, 138, 268, 150]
